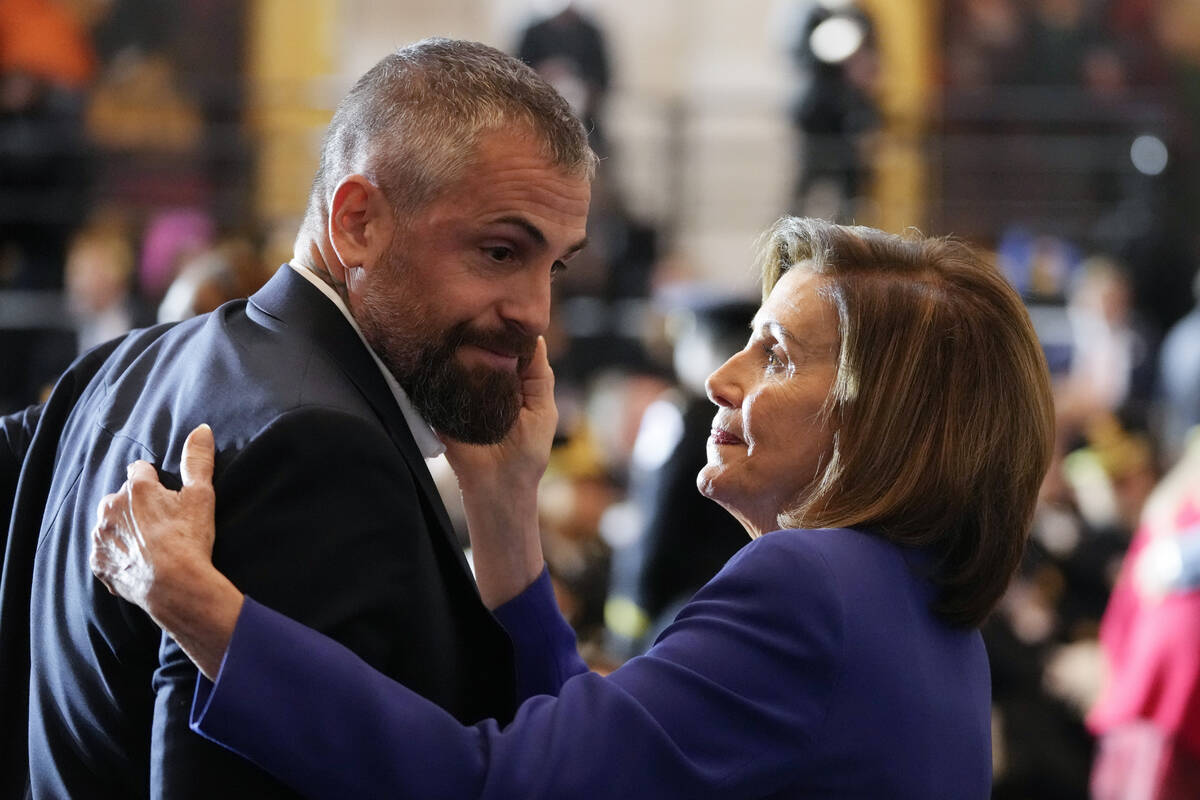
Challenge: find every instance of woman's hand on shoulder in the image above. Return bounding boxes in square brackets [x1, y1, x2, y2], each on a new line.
[90, 424, 219, 618]
[90, 423, 243, 679]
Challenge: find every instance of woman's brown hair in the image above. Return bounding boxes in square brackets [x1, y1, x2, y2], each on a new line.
[763, 217, 1055, 627]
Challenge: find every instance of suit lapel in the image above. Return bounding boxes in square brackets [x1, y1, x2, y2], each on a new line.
[249, 267, 475, 588]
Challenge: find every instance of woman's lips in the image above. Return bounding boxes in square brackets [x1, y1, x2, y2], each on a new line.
[710, 428, 744, 446]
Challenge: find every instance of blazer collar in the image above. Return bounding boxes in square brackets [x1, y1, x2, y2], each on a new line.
[248, 266, 472, 585]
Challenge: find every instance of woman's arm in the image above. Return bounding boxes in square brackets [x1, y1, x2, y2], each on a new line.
[187, 535, 837, 800]
[439, 337, 556, 608]
[91, 424, 585, 699]
[90, 440, 840, 800]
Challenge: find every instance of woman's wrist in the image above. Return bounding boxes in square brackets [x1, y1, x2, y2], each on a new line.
[455, 470, 542, 503]
[145, 556, 244, 681]
[460, 493, 544, 608]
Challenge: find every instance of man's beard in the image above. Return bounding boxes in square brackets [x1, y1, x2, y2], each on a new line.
[395, 320, 535, 444]
[357, 289, 536, 444]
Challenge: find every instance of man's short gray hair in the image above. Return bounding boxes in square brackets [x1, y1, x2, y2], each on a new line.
[302, 37, 597, 236]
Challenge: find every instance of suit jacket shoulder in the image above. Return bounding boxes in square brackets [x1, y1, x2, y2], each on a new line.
[23, 268, 514, 799]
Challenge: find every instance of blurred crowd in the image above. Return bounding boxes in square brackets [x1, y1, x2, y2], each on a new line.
[6, 0, 1200, 796]
[0, 0, 256, 408]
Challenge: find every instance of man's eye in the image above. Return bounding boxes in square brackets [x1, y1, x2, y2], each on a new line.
[486, 246, 514, 262]
[550, 260, 567, 277]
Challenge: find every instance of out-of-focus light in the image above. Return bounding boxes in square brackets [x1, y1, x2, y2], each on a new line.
[809, 16, 865, 65]
[1130, 134, 1168, 176]
[817, 0, 856, 9]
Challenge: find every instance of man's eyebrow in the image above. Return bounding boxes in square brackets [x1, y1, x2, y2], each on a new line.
[492, 215, 588, 257]
[563, 236, 589, 258]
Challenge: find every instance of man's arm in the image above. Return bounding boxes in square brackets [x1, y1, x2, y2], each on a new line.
[0, 403, 43, 555]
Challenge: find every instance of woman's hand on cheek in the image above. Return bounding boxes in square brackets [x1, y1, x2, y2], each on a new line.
[441, 335, 558, 498]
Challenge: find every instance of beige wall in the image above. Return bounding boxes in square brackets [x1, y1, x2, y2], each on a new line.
[248, 0, 932, 290]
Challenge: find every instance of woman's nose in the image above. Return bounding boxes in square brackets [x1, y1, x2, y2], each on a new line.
[705, 352, 744, 409]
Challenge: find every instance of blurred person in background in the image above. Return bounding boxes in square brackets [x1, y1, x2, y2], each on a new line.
[945, 0, 1027, 88]
[1088, 433, 1200, 799]
[538, 361, 672, 663]
[1157, 268, 1200, 463]
[0, 38, 593, 798]
[92, 217, 1054, 798]
[136, 207, 215, 304]
[988, 415, 1157, 799]
[0, 0, 96, 290]
[156, 237, 272, 323]
[1059, 256, 1158, 433]
[1022, 0, 1108, 87]
[786, 0, 880, 222]
[63, 217, 146, 352]
[604, 295, 756, 656]
[516, 0, 610, 155]
[84, 0, 250, 229]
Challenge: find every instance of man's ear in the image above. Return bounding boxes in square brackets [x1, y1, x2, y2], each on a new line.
[328, 175, 394, 275]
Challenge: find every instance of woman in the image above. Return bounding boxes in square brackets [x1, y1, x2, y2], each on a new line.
[91, 217, 1055, 798]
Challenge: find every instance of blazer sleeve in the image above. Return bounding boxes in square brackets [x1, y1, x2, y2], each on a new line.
[0, 404, 42, 521]
[150, 407, 451, 798]
[190, 533, 844, 800]
[490, 567, 588, 700]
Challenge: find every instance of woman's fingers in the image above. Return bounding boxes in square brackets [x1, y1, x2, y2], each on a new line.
[126, 460, 158, 484]
[95, 488, 123, 526]
[522, 336, 555, 412]
[181, 424, 215, 488]
[89, 489, 148, 602]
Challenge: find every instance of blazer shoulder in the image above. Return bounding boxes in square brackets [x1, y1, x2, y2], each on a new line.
[689, 528, 846, 656]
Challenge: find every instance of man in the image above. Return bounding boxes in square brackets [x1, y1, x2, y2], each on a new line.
[0, 38, 593, 798]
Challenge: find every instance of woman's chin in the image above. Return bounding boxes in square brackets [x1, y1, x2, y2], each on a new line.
[696, 464, 722, 501]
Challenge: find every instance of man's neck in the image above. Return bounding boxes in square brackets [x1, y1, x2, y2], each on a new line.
[292, 240, 350, 304]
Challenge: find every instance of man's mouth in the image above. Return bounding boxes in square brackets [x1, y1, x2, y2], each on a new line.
[462, 344, 521, 371]
[454, 326, 536, 373]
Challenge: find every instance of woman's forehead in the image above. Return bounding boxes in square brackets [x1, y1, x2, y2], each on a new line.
[755, 271, 837, 342]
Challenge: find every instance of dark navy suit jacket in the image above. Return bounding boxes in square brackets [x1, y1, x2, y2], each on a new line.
[1, 266, 515, 799]
[190, 528, 993, 799]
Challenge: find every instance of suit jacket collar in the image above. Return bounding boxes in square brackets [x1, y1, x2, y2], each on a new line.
[283, 264, 444, 459]
[248, 266, 471, 585]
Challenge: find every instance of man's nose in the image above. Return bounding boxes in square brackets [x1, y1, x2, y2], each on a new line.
[498, 268, 552, 335]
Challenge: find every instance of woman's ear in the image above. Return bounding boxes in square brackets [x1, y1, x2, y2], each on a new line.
[327, 175, 394, 276]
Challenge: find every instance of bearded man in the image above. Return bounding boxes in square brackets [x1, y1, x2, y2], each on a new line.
[0, 38, 592, 799]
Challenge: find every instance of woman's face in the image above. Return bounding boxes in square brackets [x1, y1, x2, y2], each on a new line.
[697, 269, 840, 536]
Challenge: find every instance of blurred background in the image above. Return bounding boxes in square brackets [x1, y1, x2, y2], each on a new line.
[5, 0, 1200, 795]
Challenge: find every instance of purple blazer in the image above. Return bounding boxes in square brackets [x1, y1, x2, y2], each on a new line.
[191, 527, 992, 798]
